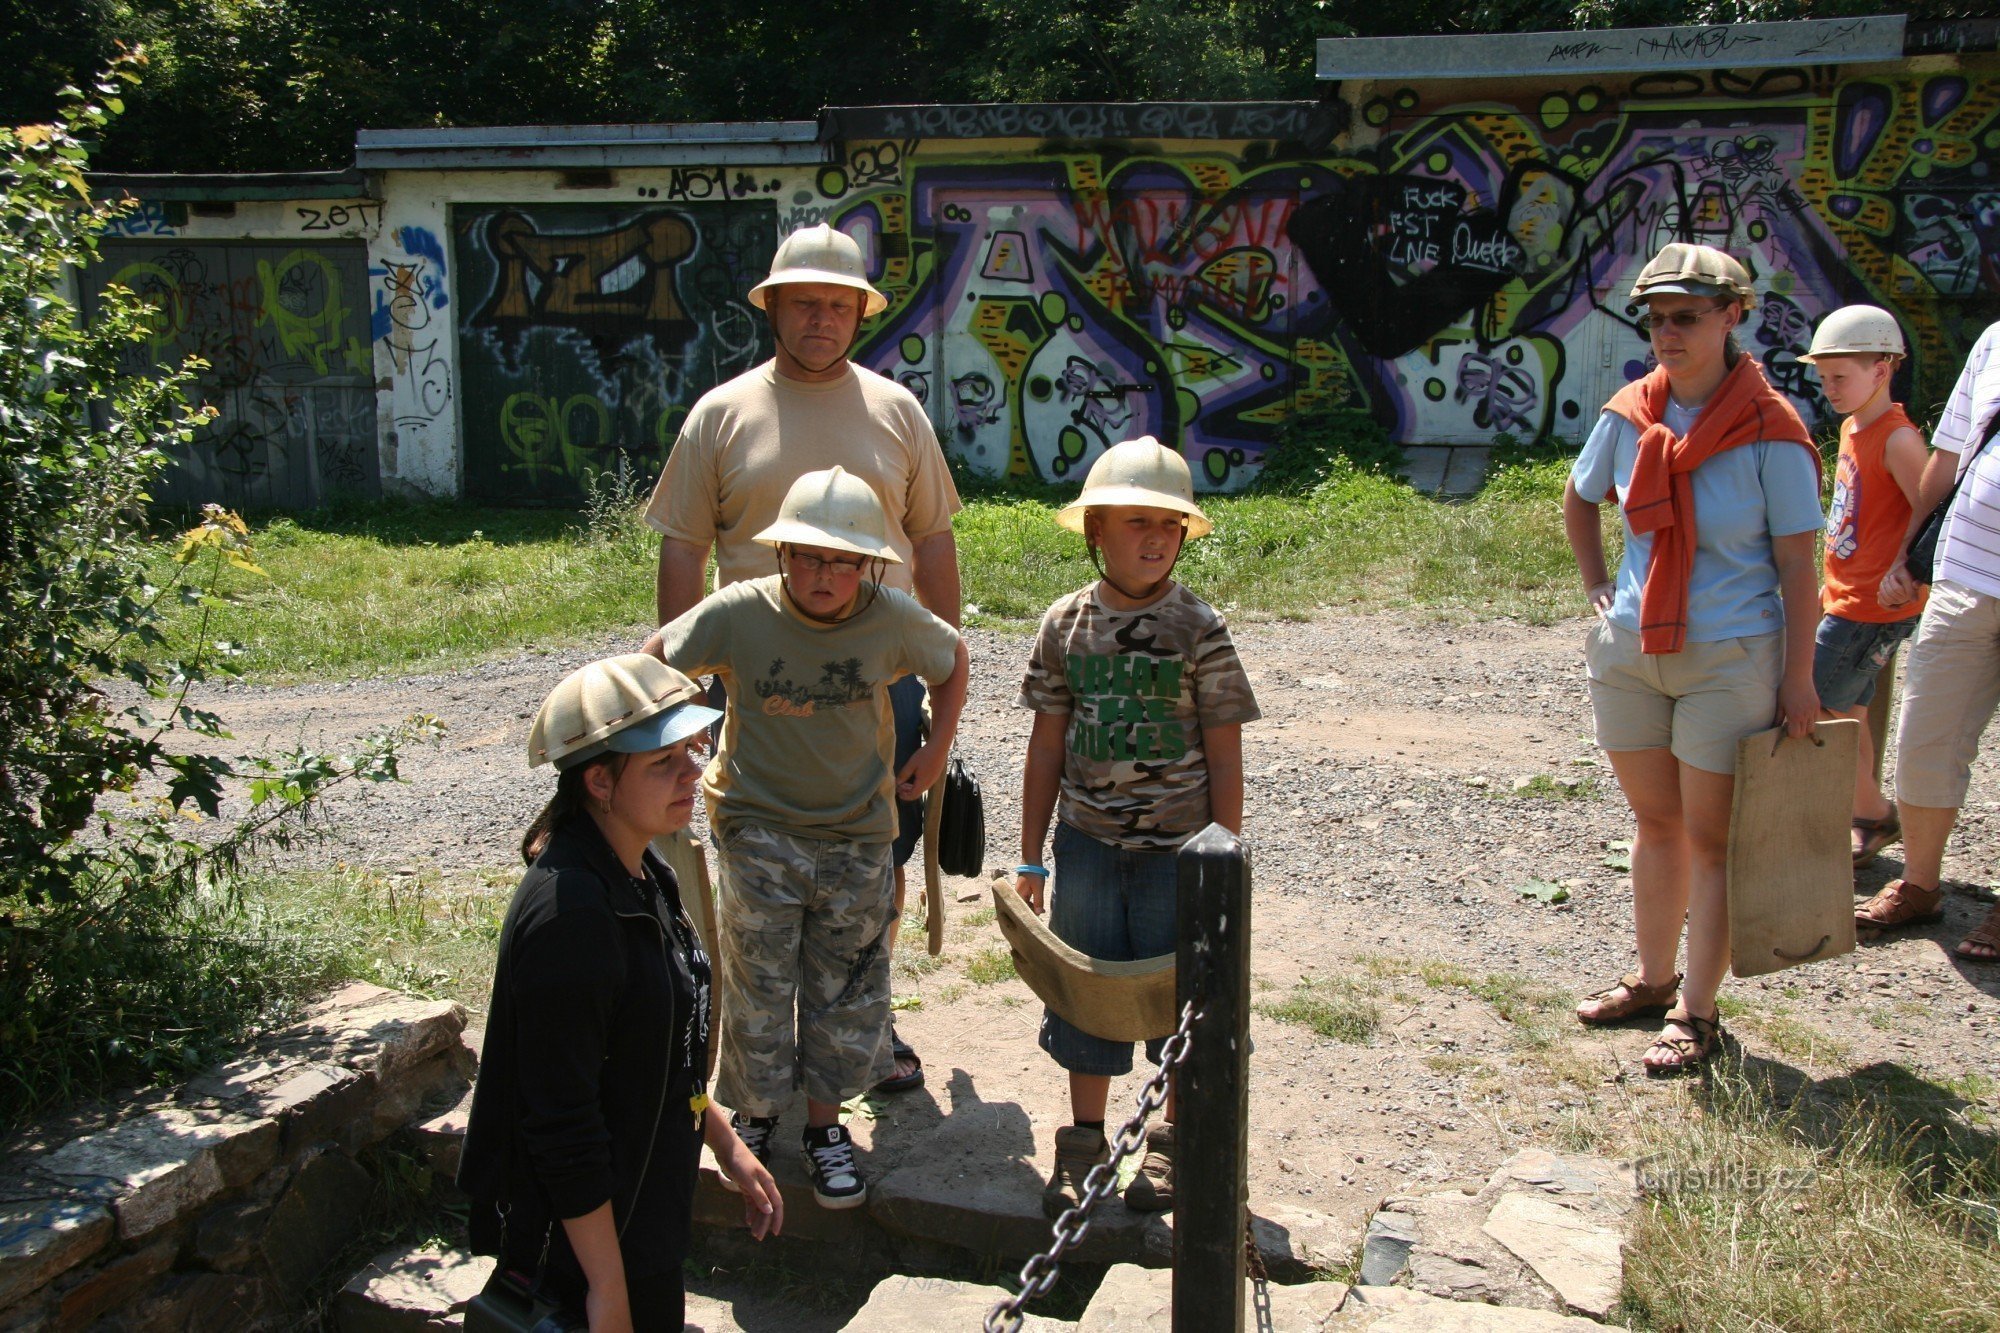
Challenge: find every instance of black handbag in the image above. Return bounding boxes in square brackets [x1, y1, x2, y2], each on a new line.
[1907, 407, 2000, 586]
[464, 1262, 585, 1333]
[935, 755, 986, 878]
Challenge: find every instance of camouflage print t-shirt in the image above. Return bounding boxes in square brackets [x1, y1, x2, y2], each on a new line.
[1018, 583, 1260, 850]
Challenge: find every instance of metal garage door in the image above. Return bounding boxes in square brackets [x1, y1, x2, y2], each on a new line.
[83, 241, 378, 509]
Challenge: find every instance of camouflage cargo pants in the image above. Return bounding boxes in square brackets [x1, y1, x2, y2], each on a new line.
[713, 822, 896, 1115]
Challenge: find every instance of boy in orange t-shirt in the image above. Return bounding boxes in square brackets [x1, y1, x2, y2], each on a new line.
[1802, 306, 1928, 866]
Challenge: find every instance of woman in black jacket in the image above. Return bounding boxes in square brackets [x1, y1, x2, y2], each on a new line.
[459, 655, 782, 1332]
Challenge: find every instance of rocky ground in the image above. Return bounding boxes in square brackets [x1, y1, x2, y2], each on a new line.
[194, 611, 2000, 1328]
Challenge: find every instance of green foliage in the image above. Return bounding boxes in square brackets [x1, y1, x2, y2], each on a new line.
[1251, 407, 1404, 494]
[0, 65, 439, 1127]
[7, 0, 1976, 172]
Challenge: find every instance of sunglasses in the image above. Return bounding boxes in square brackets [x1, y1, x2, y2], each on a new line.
[1637, 307, 1728, 335]
[787, 550, 867, 575]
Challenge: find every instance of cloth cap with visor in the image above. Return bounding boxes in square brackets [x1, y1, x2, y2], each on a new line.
[1056, 436, 1213, 539]
[747, 224, 888, 318]
[1629, 242, 1758, 311]
[528, 654, 720, 771]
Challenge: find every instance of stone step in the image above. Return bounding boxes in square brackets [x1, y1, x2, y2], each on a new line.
[0, 983, 477, 1333]
[839, 1274, 1076, 1331]
[1356, 1148, 1637, 1321]
[1073, 1263, 1347, 1331]
[334, 1241, 492, 1332]
[1335, 1285, 1612, 1329]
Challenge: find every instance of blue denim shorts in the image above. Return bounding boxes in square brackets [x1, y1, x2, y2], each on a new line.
[1038, 822, 1177, 1077]
[1813, 613, 1918, 710]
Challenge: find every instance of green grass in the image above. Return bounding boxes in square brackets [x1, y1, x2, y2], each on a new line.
[152, 459, 1580, 683]
[965, 945, 1019, 985]
[1258, 976, 1381, 1043]
[1621, 1063, 2000, 1332]
[235, 861, 513, 1012]
[1492, 773, 1598, 800]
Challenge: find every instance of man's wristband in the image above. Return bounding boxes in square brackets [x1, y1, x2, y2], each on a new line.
[1015, 864, 1050, 878]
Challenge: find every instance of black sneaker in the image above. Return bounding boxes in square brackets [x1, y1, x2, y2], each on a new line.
[720, 1112, 777, 1194]
[801, 1122, 867, 1209]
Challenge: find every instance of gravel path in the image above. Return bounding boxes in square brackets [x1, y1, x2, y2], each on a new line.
[195, 611, 2000, 1257]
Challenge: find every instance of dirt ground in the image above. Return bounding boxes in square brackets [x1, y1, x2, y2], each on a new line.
[203, 611, 2000, 1318]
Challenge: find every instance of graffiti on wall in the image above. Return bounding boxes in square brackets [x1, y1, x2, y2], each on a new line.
[84, 241, 378, 507]
[804, 67, 1999, 489]
[372, 224, 454, 478]
[452, 202, 775, 501]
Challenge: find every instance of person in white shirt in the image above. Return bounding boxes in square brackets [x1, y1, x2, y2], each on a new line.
[1858, 319, 2000, 964]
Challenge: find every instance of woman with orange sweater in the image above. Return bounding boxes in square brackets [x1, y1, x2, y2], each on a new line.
[1561, 243, 1823, 1074]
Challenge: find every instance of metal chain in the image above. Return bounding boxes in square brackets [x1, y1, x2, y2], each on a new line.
[982, 997, 1201, 1333]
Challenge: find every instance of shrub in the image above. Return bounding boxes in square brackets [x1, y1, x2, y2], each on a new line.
[0, 59, 436, 1126]
[1251, 407, 1403, 494]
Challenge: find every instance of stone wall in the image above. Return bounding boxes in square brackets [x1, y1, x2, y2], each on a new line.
[0, 983, 475, 1333]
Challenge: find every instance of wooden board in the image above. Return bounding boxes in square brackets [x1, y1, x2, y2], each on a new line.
[921, 762, 947, 956]
[1728, 721, 1859, 979]
[651, 828, 722, 1077]
[993, 883, 1176, 1042]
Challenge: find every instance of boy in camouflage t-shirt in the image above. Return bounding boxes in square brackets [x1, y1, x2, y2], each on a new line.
[1014, 437, 1259, 1219]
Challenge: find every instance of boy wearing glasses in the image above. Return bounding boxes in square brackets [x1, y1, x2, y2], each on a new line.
[645, 467, 968, 1210]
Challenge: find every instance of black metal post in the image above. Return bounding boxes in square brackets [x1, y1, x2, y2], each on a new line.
[1173, 823, 1250, 1333]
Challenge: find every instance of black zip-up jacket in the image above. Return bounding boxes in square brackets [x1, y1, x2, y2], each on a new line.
[458, 814, 706, 1277]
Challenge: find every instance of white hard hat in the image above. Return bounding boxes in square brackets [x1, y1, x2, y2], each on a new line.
[1056, 437, 1213, 540]
[747, 224, 887, 318]
[528, 654, 719, 770]
[1801, 305, 1906, 362]
[1631, 242, 1758, 311]
[752, 466, 903, 562]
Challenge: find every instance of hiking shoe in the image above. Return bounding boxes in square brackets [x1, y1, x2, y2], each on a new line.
[1041, 1125, 1109, 1220]
[801, 1123, 867, 1209]
[1123, 1123, 1175, 1213]
[719, 1112, 777, 1194]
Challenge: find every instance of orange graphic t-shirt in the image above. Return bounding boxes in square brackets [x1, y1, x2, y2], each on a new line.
[1823, 404, 1926, 622]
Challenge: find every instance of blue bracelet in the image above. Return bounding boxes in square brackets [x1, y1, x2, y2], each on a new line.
[1015, 864, 1050, 878]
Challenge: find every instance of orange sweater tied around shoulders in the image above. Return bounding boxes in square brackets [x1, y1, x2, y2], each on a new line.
[1605, 355, 1817, 655]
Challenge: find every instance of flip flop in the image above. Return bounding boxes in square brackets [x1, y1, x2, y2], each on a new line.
[873, 1028, 924, 1094]
[1851, 812, 1902, 867]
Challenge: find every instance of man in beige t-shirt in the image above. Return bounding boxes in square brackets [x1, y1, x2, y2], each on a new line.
[645, 224, 962, 1093]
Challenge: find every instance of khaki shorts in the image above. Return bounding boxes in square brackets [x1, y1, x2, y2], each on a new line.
[1894, 579, 2000, 809]
[1584, 619, 1781, 775]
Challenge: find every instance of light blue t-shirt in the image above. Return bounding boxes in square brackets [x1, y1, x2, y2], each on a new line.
[1570, 405, 1823, 642]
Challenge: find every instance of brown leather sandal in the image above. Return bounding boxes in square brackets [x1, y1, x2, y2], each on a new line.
[1955, 902, 2000, 964]
[1642, 1007, 1722, 1076]
[1851, 812, 1901, 867]
[1576, 971, 1681, 1026]
[1854, 879, 1944, 933]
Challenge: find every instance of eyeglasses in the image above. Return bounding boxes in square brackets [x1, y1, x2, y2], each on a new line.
[1638, 308, 1728, 335]
[787, 551, 867, 575]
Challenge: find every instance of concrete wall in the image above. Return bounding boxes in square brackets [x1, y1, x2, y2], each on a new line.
[97, 52, 2000, 502]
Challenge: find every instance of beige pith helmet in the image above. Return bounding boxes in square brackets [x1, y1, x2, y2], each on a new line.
[1630, 242, 1758, 311]
[528, 654, 720, 771]
[747, 224, 888, 318]
[1801, 305, 1906, 362]
[752, 466, 903, 562]
[1056, 437, 1213, 540]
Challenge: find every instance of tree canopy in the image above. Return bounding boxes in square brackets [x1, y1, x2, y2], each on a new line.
[0, 0, 1976, 173]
